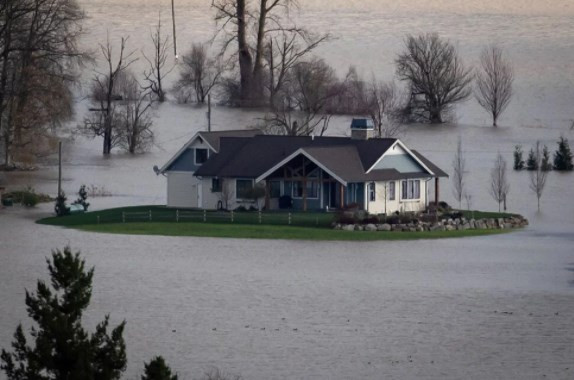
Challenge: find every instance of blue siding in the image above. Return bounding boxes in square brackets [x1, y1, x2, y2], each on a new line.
[373, 154, 424, 173]
[166, 148, 204, 172]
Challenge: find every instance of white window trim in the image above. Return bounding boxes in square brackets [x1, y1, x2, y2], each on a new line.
[368, 182, 376, 202]
[401, 179, 421, 201]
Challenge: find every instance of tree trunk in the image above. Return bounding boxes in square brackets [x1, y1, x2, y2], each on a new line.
[237, 0, 254, 105]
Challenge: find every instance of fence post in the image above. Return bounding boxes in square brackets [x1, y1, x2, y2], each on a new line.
[122, 212, 125, 223]
[288, 212, 291, 225]
[203, 209, 207, 222]
[176, 209, 179, 223]
[231, 210, 234, 223]
[149, 210, 152, 222]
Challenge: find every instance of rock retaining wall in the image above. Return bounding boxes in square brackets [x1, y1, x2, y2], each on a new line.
[333, 216, 529, 233]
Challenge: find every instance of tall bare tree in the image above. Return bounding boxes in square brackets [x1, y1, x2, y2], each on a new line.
[451, 137, 466, 208]
[0, 0, 86, 165]
[174, 43, 224, 104]
[142, 13, 174, 102]
[264, 30, 329, 108]
[83, 36, 137, 155]
[489, 152, 510, 212]
[116, 72, 155, 154]
[212, 0, 327, 107]
[529, 141, 548, 212]
[396, 33, 473, 123]
[475, 45, 514, 127]
[364, 79, 405, 138]
[264, 58, 341, 136]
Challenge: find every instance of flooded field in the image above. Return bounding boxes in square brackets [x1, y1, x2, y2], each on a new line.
[1, 0, 574, 378]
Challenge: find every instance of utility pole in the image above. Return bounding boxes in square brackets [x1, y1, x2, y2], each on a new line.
[171, 0, 178, 59]
[57, 141, 62, 197]
[207, 94, 212, 132]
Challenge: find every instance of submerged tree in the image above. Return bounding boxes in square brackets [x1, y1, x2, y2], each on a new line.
[553, 136, 573, 171]
[395, 33, 473, 123]
[1, 246, 127, 379]
[475, 45, 514, 127]
[526, 147, 538, 171]
[0, 0, 87, 165]
[143, 13, 174, 102]
[529, 142, 548, 212]
[451, 138, 466, 208]
[513, 145, 524, 170]
[541, 145, 552, 171]
[489, 153, 510, 212]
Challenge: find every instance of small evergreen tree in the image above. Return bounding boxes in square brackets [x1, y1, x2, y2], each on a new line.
[142, 356, 178, 380]
[54, 191, 69, 216]
[541, 145, 552, 171]
[73, 184, 90, 211]
[553, 137, 573, 170]
[526, 148, 538, 170]
[513, 145, 524, 170]
[1, 247, 127, 380]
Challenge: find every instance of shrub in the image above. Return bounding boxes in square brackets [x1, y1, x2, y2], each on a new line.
[72, 184, 90, 211]
[526, 148, 538, 170]
[361, 215, 380, 224]
[55, 192, 69, 216]
[513, 145, 525, 170]
[21, 191, 39, 207]
[335, 214, 357, 225]
[553, 136, 573, 171]
[235, 205, 247, 212]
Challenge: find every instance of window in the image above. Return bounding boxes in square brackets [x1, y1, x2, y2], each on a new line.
[401, 179, 420, 200]
[195, 148, 208, 165]
[270, 181, 281, 198]
[368, 182, 376, 202]
[211, 178, 222, 192]
[236, 179, 253, 199]
[389, 181, 395, 200]
[292, 181, 319, 199]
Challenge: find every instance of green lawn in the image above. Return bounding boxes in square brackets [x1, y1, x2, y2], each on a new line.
[75, 222, 511, 241]
[37, 205, 517, 241]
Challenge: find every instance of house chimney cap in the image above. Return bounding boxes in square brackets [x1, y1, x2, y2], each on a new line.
[350, 118, 374, 130]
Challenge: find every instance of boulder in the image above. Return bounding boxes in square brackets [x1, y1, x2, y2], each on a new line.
[445, 225, 456, 231]
[342, 224, 355, 231]
[377, 223, 391, 231]
[364, 224, 377, 232]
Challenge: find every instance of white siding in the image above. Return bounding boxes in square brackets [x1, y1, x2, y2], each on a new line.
[200, 178, 221, 210]
[167, 172, 199, 208]
[366, 179, 429, 214]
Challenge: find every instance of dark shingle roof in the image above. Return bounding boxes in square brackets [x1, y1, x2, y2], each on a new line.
[199, 129, 262, 152]
[193, 134, 447, 182]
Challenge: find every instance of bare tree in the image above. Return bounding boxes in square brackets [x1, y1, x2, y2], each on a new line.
[0, 0, 86, 165]
[83, 35, 137, 155]
[174, 43, 224, 103]
[396, 33, 473, 123]
[451, 137, 466, 208]
[364, 79, 405, 138]
[489, 152, 510, 212]
[212, 0, 328, 106]
[529, 141, 548, 212]
[142, 13, 174, 102]
[264, 58, 341, 136]
[115, 72, 155, 154]
[218, 179, 235, 210]
[264, 30, 329, 108]
[475, 45, 514, 127]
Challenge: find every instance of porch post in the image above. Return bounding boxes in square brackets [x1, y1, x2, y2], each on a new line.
[265, 181, 270, 210]
[435, 177, 439, 206]
[302, 156, 307, 212]
[340, 183, 345, 209]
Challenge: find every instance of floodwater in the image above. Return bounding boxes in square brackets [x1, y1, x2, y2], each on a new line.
[1, 0, 574, 379]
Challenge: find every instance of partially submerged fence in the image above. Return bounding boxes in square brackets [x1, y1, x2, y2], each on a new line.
[92, 209, 333, 228]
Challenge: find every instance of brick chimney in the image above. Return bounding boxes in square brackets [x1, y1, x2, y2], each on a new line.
[350, 118, 374, 140]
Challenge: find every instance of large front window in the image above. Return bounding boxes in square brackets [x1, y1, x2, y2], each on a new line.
[292, 181, 319, 199]
[195, 148, 208, 165]
[269, 181, 281, 198]
[401, 179, 420, 200]
[236, 179, 253, 199]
